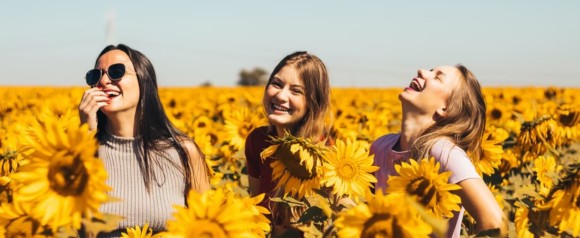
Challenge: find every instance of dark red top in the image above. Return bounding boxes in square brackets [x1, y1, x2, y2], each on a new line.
[245, 126, 277, 209]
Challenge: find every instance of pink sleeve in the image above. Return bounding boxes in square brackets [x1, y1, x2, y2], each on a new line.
[371, 134, 399, 192]
[430, 140, 480, 184]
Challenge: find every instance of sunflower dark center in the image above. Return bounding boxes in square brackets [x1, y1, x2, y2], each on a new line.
[193, 220, 228, 238]
[491, 108, 502, 120]
[239, 124, 251, 138]
[544, 88, 557, 100]
[209, 133, 218, 145]
[406, 177, 437, 206]
[48, 155, 89, 196]
[275, 143, 317, 180]
[559, 111, 579, 127]
[361, 214, 402, 238]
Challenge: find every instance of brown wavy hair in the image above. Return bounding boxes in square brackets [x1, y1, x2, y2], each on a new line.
[264, 51, 332, 142]
[264, 51, 333, 234]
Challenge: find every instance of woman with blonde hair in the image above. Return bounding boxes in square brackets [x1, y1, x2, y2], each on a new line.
[371, 65, 507, 237]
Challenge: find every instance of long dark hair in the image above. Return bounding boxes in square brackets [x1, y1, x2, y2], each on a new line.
[94, 44, 205, 194]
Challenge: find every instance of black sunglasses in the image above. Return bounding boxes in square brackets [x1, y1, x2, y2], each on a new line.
[85, 63, 131, 86]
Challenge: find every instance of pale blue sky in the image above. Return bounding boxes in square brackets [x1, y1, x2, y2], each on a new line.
[0, 1, 578, 87]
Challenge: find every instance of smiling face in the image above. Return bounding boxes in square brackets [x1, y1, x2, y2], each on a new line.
[95, 50, 140, 117]
[263, 65, 307, 134]
[399, 65, 461, 116]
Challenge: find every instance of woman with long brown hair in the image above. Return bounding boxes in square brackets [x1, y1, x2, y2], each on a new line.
[245, 51, 332, 235]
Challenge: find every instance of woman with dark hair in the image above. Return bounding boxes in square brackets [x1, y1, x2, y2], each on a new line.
[78, 44, 210, 236]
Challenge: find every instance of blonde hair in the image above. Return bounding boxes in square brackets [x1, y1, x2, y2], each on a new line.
[411, 64, 486, 162]
[265, 51, 332, 142]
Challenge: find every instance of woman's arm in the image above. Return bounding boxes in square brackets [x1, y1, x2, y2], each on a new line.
[456, 178, 508, 236]
[245, 128, 263, 196]
[182, 140, 211, 193]
[248, 175, 261, 196]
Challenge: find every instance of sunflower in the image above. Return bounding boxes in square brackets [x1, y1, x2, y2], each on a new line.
[555, 103, 580, 141]
[533, 156, 557, 190]
[10, 118, 110, 230]
[191, 116, 214, 134]
[321, 139, 378, 199]
[0, 131, 21, 177]
[160, 188, 270, 238]
[539, 178, 580, 236]
[335, 192, 433, 238]
[514, 202, 535, 238]
[242, 193, 271, 236]
[0, 176, 13, 204]
[387, 158, 461, 218]
[223, 107, 267, 150]
[487, 101, 512, 126]
[518, 116, 561, 156]
[261, 134, 327, 199]
[498, 148, 519, 176]
[473, 126, 508, 176]
[121, 223, 157, 238]
[0, 200, 50, 237]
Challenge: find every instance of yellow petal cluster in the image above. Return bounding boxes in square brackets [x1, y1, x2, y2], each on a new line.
[387, 158, 461, 218]
[10, 117, 110, 230]
[322, 139, 378, 199]
[160, 188, 270, 238]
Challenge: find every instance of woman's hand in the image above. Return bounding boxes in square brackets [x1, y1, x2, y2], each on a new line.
[78, 87, 109, 130]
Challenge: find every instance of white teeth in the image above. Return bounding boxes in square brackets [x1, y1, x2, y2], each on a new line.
[272, 104, 289, 112]
[106, 91, 120, 97]
[410, 81, 422, 92]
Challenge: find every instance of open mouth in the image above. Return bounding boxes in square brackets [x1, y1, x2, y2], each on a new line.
[272, 103, 290, 113]
[104, 90, 121, 99]
[409, 80, 423, 92]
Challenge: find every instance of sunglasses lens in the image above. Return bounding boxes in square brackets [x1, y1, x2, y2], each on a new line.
[85, 69, 102, 86]
[108, 64, 126, 80]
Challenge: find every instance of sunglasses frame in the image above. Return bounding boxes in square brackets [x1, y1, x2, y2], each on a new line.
[85, 63, 132, 87]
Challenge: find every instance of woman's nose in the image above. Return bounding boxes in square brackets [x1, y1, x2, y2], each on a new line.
[98, 72, 112, 86]
[417, 69, 427, 78]
[274, 88, 289, 102]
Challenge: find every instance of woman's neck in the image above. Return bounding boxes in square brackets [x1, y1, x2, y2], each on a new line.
[275, 126, 288, 138]
[399, 112, 434, 151]
[106, 111, 139, 138]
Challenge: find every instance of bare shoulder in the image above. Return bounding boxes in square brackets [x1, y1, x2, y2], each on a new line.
[177, 136, 203, 158]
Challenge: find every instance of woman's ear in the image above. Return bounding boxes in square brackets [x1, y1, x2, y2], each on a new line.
[435, 107, 447, 119]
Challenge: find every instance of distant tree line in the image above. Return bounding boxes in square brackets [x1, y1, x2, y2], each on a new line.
[196, 67, 269, 86]
[237, 67, 268, 86]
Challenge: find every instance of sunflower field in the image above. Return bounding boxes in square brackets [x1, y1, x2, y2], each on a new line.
[0, 86, 579, 237]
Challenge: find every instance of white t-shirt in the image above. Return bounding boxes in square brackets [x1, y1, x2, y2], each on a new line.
[370, 133, 480, 238]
